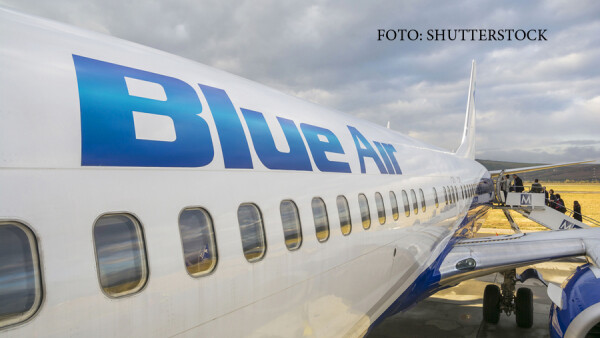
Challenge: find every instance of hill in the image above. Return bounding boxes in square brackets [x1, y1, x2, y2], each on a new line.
[475, 159, 600, 182]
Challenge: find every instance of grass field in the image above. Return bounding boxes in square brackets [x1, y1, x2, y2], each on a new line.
[482, 182, 600, 231]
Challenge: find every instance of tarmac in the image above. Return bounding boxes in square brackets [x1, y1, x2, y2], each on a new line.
[368, 229, 584, 338]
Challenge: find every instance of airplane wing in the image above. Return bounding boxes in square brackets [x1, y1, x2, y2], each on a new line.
[438, 229, 599, 286]
[488, 160, 595, 178]
[435, 228, 600, 337]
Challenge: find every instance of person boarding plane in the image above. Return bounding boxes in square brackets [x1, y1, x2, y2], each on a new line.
[0, 8, 599, 337]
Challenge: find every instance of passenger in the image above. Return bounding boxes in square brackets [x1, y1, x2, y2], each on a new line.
[530, 179, 543, 193]
[555, 193, 566, 213]
[508, 174, 515, 192]
[543, 187, 549, 204]
[512, 174, 524, 193]
[548, 189, 556, 207]
[499, 174, 510, 204]
[573, 201, 582, 222]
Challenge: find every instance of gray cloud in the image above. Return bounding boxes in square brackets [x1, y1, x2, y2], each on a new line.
[2, 0, 599, 163]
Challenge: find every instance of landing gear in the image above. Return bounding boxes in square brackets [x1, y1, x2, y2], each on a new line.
[482, 269, 535, 328]
[483, 284, 501, 324]
[515, 288, 534, 328]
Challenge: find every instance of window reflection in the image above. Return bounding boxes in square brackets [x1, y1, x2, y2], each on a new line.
[237, 204, 266, 262]
[433, 188, 439, 208]
[280, 200, 302, 250]
[312, 198, 329, 242]
[402, 190, 410, 217]
[358, 194, 371, 229]
[443, 187, 448, 205]
[179, 208, 217, 276]
[0, 222, 42, 328]
[410, 189, 418, 215]
[389, 191, 399, 220]
[336, 196, 351, 235]
[375, 192, 386, 224]
[419, 189, 426, 212]
[93, 214, 148, 297]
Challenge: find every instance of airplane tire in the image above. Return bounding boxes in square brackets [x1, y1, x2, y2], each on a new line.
[515, 287, 534, 328]
[483, 284, 501, 324]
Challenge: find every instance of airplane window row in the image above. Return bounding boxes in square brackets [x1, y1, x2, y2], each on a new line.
[0, 182, 480, 329]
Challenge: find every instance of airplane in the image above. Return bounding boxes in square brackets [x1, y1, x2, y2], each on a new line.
[1, 7, 599, 338]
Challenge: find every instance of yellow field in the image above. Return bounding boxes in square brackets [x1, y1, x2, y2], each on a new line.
[482, 182, 600, 230]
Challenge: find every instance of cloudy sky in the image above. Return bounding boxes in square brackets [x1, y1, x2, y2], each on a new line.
[3, 0, 599, 163]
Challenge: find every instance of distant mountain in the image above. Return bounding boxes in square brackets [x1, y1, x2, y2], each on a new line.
[475, 159, 600, 182]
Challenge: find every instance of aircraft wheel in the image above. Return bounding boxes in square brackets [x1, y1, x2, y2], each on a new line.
[515, 287, 534, 328]
[483, 284, 501, 324]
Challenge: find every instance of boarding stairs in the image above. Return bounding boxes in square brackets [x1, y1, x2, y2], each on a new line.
[492, 177, 600, 232]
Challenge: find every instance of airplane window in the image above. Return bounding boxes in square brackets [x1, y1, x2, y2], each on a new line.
[280, 200, 303, 251]
[433, 188, 439, 208]
[375, 192, 386, 224]
[336, 196, 352, 236]
[358, 193, 371, 229]
[0, 222, 42, 329]
[462, 186, 465, 199]
[312, 197, 330, 242]
[178, 208, 217, 276]
[443, 186, 448, 205]
[238, 203, 267, 262]
[419, 189, 426, 212]
[389, 191, 399, 220]
[93, 214, 148, 297]
[402, 190, 410, 217]
[453, 186, 458, 202]
[410, 189, 418, 215]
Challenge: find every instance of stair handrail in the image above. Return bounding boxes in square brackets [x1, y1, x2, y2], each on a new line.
[563, 206, 600, 227]
[547, 201, 600, 227]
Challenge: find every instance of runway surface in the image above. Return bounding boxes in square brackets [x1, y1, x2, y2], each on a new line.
[368, 232, 583, 338]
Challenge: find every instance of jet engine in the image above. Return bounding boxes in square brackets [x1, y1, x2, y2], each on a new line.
[549, 264, 600, 337]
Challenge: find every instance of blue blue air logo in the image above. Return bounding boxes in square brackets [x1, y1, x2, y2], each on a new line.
[559, 219, 579, 230]
[72, 55, 402, 174]
[520, 194, 531, 205]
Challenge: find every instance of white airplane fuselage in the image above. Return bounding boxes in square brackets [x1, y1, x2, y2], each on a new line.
[0, 9, 492, 337]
